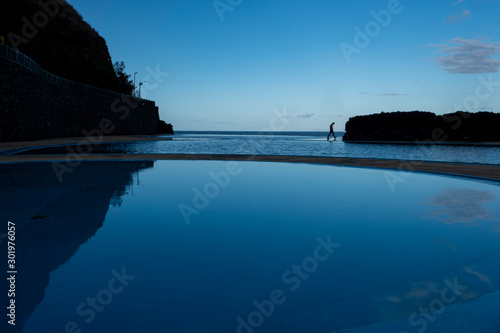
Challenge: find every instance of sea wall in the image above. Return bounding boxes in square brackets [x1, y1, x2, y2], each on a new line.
[0, 55, 161, 142]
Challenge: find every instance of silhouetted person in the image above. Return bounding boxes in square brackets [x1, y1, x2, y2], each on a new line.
[327, 122, 336, 141]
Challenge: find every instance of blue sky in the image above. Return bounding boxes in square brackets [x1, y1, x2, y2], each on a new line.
[70, 0, 500, 131]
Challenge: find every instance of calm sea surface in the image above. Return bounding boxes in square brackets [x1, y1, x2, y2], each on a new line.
[12, 131, 500, 165]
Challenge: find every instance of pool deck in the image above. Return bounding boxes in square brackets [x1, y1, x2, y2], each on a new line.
[1, 135, 499, 182]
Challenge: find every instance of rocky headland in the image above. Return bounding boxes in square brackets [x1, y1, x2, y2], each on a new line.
[343, 111, 500, 143]
[1, 0, 174, 141]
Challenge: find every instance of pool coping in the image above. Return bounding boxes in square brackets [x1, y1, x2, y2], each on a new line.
[344, 140, 500, 146]
[0, 135, 174, 153]
[1, 153, 499, 183]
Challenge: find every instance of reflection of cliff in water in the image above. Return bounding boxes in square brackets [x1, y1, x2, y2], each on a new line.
[0, 161, 154, 333]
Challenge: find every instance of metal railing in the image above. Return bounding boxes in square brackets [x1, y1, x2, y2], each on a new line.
[0, 44, 136, 99]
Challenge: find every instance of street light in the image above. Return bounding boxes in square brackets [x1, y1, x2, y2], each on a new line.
[139, 81, 146, 98]
[133, 72, 138, 96]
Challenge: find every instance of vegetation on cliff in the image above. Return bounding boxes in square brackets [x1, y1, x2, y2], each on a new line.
[343, 111, 500, 142]
[1, 0, 133, 94]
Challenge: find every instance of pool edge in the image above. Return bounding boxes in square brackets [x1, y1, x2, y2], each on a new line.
[1, 153, 499, 184]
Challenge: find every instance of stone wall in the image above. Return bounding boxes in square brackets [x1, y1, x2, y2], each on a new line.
[0, 58, 160, 142]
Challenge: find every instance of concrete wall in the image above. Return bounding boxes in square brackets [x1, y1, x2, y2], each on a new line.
[0, 58, 160, 142]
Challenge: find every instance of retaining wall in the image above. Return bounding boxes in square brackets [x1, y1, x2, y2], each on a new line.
[0, 49, 160, 142]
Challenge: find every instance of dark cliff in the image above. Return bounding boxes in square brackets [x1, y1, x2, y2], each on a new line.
[1, 0, 131, 94]
[1, 1, 174, 141]
[343, 111, 500, 143]
[0, 58, 161, 141]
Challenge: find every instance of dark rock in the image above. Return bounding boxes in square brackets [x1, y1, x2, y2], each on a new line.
[343, 111, 500, 143]
[1, 0, 130, 93]
[158, 120, 174, 134]
[0, 0, 175, 141]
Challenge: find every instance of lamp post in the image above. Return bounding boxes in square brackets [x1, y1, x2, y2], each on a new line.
[133, 72, 138, 97]
[139, 81, 146, 98]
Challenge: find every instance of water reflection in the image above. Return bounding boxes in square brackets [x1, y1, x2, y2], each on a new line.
[427, 188, 498, 224]
[2, 161, 500, 332]
[0, 161, 154, 333]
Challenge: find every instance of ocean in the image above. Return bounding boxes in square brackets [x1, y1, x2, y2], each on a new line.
[11, 131, 500, 165]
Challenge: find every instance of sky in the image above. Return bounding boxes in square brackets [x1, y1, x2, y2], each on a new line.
[70, 0, 500, 131]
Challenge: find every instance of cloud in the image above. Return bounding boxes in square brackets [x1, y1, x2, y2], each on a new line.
[295, 113, 315, 119]
[451, 0, 465, 5]
[213, 121, 236, 124]
[464, 267, 492, 285]
[358, 92, 410, 96]
[426, 188, 499, 224]
[431, 38, 500, 74]
[376, 93, 410, 96]
[446, 9, 471, 23]
[188, 118, 208, 123]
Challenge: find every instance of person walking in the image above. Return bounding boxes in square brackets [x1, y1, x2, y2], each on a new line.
[327, 122, 336, 141]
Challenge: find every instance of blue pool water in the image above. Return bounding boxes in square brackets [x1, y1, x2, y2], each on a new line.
[9, 131, 500, 165]
[3, 160, 500, 333]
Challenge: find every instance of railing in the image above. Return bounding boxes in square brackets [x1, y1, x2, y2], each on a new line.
[0, 44, 136, 99]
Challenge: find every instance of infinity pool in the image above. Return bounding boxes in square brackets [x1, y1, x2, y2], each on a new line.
[3, 160, 500, 333]
[8, 131, 500, 165]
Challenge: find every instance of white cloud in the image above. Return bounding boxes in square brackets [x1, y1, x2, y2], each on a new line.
[295, 113, 315, 119]
[427, 188, 498, 224]
[213, 121, 236, 124]
[450, 0, 465, 6]
[188, 118, 209, 123]
[431, 38, 500, 74]
[358, 92, 410, 96]
[446, 9, 471, 23]
[376, 93, 410, 96]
